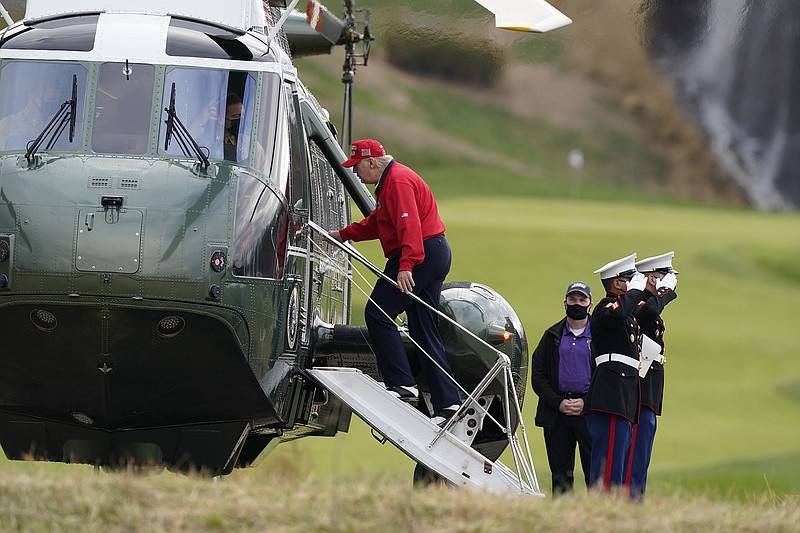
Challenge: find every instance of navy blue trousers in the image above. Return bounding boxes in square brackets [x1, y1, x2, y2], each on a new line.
[626, 406, 657, 499]
[365, 236, 461, 411]
[586, 412, 633, 490]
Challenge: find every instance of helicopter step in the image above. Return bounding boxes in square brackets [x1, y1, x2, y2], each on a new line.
[306, 367, 541, 496]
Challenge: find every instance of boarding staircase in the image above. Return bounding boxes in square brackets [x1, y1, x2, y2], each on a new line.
[306, 366, 543, 496]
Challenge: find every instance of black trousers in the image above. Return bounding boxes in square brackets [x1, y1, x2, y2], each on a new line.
[543, 411, 592, 495]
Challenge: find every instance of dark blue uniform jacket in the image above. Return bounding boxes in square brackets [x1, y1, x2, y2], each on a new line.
[583, 288, 647, 422]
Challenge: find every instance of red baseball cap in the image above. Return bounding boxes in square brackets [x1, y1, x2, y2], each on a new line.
[341, 139, 385, 167]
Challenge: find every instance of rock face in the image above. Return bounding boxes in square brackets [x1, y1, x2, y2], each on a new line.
[643, 0, 800, 210]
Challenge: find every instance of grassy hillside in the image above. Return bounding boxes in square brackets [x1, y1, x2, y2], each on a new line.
[298, 51, 670, 202]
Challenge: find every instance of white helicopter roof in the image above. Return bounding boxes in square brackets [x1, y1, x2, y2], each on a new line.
[24, 0, 267, 32]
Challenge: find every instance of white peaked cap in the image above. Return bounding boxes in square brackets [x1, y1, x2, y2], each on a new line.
[636, 251, 679, 274]
[594, 253, 638, 280]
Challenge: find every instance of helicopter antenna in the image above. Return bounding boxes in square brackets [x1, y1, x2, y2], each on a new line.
[0, 1, 15, 27]
[339, 0, 372, 150]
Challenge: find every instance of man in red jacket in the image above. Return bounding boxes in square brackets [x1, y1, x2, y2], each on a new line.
[330, 139, 461, 425]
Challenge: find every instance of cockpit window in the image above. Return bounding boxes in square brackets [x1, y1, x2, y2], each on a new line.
[92, 63, 156, 155]
[0, 14, 99, 52]
[166, 18, 270, 61]
[0, 61, 87, 152]
[158, 68, 256, 163]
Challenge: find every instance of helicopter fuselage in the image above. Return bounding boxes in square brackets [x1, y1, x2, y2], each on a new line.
[0, 2, 356, 473]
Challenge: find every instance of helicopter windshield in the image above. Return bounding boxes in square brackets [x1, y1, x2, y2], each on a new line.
[92, 62, 156, 155]
[158, 68, 256, 163]
[0, 61, 87, 152]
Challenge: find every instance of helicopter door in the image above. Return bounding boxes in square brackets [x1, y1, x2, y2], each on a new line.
[283, 80, 312, 348]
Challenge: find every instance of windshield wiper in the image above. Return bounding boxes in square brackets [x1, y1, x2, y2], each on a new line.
[25, 74, 78, 162]
[163, 83, 210, 169]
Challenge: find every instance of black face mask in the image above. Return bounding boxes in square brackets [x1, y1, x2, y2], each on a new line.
[227, 119, 240, 135]
[565, 304, 589, 320]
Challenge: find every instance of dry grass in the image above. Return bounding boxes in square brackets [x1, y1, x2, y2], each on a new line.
[0, 465, 797, 532]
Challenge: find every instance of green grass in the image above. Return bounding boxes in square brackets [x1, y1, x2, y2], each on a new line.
[347, 76, 668, 190]
[508, 33, 568, 65]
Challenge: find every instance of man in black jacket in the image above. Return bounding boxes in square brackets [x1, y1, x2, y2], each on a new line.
[532, 281, 594, 495]
[584, 253, 648, 491]
[626, 252, 678, 499]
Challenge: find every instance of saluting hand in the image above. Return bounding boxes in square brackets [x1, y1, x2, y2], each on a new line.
[397, 270, 414, 294]
[628, 272, 647, 292]
[656, 272, 677, 292]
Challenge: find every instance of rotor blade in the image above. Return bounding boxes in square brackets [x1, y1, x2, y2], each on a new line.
[305, 0, 347, 45]
[283, 0, 350, 56]
[473, 0, 572, 33]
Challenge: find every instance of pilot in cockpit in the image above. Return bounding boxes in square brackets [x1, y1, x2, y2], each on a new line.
[223, 92, 243, 162]
[186, 91, 243, 162]
[0, 80, 64, 151]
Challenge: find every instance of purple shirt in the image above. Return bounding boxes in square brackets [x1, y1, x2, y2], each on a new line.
[558, 322, 592, 395]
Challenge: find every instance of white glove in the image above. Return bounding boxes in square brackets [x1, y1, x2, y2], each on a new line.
[627, 272, 647, 292]
[656, 272, 677, 292]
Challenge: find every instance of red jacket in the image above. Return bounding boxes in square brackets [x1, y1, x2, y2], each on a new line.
[340, 161, 445, 272]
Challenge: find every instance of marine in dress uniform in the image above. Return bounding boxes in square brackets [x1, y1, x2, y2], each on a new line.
[583, 254, 648, 490]
[332, 139, 461, 425]
[625, 252, 678, 499]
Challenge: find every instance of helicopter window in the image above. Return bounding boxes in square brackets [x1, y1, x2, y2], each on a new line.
[286, 84, 311, 213]
[158, 68, 256, 163]
[0, 61, 88, 152]
[0, 14, 98, 52]
[166, 18, 270, 62]
[252, 74, 285, 184]
[230, 73, 258, 163]
[231, 173, 288, 279]
[92, 63, 156, 155]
